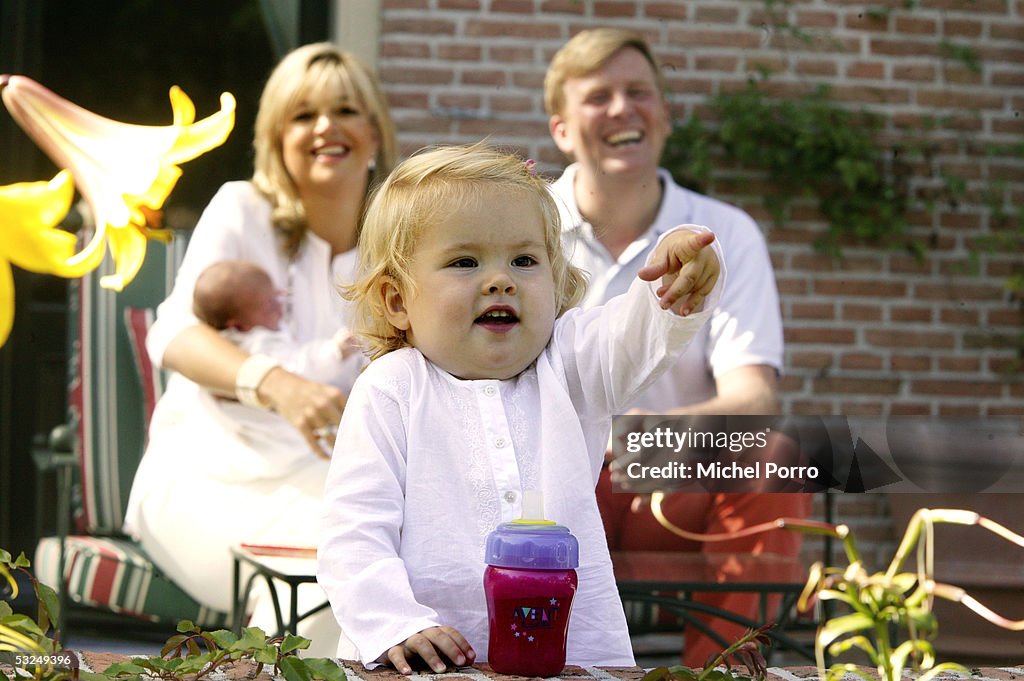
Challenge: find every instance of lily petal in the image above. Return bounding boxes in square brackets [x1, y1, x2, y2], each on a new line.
[0, 171, 76, 347]
[1, 75, 235, 290]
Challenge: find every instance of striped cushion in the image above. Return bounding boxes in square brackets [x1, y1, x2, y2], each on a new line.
[35, 536, 228, 629]
[124, 306, 164, 435]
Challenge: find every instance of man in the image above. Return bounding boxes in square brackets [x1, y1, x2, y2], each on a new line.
[545, 28, 811, 667]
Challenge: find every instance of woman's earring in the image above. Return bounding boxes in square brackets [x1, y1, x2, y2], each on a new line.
[367, 158, 377, 173]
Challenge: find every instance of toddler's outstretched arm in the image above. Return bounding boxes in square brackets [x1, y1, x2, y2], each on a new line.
[383, 625, 476, 675]
[636, 226, 719, 316]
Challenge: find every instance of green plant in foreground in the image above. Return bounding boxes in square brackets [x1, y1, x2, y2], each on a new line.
[1, 550, 345, 681]
[103, 622, 344, 681]
[799, 508, 1024, 681]
[650, 498, 1024, 681]
[642, 625, 773, 681]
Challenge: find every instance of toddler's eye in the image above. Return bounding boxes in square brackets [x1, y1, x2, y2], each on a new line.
[336, 105, 361, 117]
[291, 110, 314, 122]
[449, 257, 477, 268]
[512, 255, 538, 267]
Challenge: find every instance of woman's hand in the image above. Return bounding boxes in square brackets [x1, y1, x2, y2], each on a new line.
[382, 626, 476, 675]
[258, 367, 347, 458]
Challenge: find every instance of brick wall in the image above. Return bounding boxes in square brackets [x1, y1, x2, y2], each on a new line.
[373, 1, 1023, 563]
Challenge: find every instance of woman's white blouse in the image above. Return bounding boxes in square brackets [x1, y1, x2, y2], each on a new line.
[317, 233, 724, 667]
[146, 181, 354, 366]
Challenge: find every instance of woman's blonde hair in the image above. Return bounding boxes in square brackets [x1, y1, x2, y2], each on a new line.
[544, 28, 666, 116]
[346, 142, 587, 359]
[252, 42, 398, 256]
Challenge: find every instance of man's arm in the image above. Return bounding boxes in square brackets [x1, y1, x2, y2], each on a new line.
[662, 364, 779, 416]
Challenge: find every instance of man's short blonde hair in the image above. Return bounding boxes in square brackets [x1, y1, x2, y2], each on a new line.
[345, 142, 587, 359]
[544, 28, 666, 116]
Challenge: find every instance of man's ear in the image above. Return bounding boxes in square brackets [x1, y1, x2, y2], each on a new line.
[381, 276, 411, 331]
[549, 114, 575, 156]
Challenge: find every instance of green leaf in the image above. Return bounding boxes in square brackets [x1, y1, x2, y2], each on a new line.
[818, 611, 874, 648]
[280, 655, 313, 681]
[206, 629, 238, 649]
[176, 620, 198, 633]
[302, 658, 347, 681]
[280, 634, 311, 654]
[103, 661, 150, 676]
[33, 582, 60, 634]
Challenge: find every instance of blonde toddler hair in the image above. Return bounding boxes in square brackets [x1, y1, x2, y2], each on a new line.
[346, 142, 587, 360]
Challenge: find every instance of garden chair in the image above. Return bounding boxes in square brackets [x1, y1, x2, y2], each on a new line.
[33, 233, 231, 631]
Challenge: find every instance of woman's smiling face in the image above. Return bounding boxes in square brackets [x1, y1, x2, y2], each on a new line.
[280, 76, 378, 198]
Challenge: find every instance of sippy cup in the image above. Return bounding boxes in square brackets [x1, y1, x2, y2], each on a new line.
[483, 492, 579, 677]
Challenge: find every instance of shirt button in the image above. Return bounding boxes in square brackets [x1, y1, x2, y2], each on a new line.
[504, 491, 517, 504]
[483, 385, 497, 397]
[494, 437, 507, 448]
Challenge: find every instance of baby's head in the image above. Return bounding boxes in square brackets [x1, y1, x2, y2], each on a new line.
[193, 260, 283, 332]
[348, 142, 586, 380]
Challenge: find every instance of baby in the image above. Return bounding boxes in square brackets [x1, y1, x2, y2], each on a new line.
[190, 260, 362, 465]
[317, 143, 724, 672]
[193, 259, 362, 392]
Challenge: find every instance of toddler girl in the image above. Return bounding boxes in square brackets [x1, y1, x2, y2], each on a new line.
[317, 142, 724, 672]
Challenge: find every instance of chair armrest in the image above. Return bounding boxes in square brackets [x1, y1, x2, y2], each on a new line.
[32, 424, 78, 542]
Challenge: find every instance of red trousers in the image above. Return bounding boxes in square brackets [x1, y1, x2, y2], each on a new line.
[597, 467, 812, 667]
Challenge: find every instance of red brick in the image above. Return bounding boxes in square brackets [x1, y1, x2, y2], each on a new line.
[465, 19, 561, 39]
[990, 403, 1024, 416]
[695, 6, 739, 23]
[790, 302, 836, 319]
[891, 354, 932, 371]
[893, 64, 937, 82]
[460, 69, 507, 87]
[380, 66, 454, 85]
[840, 402, 885, 415]
[490, 0, 532, 12]
[668, 28, 762, 49]
[382, 41, 431, 59]
[943, 18, 984, 38]
[491, 94, 534, 113]
[790, 352, 834, 369]
[840, 353, 884, 370]
[796, 10, 839, 28]
[940, 308, 979, 325]
[814, 280, 907, 297]
[539, 0, 585, 14]
[989, 309, 1024, 326]
[796, 60, 838, 77]
[867, 329, 955, 349]
[814, 377, 901, 394]
[695, 56, 740, 72]
[917, 88, 1005, 110]
[383, 17, 456, 34]
[790, 400, 838, 415]
[645, 3, 687, 20]
[785, 327, 857, 344]
[439, 0, 481, 8]
[489, 46, 534, 63]
[938, 356, 981, 372]
[916, 282, 1005, 301]
[890, 306, 933, 323]
[438, 43, 481, 61]
[436, 93, 482, 110]
[890, 402, 933, 416]
[847, 61, 885, 79]
[938, 403, 982, 417]
[894, 16, 938, 34]
[594, 1, 637, 17]
[843, 304, 883, 321]
[911, 379, 1004, 397]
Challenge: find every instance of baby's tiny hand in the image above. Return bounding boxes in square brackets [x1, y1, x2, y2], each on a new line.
[384, 625, 476, 675]
[637, 227, 719, 316]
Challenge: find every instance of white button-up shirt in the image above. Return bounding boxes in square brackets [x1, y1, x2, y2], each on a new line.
[318, 237, 724, 667]
[552, 165, 783, 408]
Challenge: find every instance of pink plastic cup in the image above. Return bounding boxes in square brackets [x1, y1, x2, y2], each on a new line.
[483, 520, 579, 677]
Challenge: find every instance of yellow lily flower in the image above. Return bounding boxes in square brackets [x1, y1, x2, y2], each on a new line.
[1, 74, 235, 290]
[0, 171, 76, 347]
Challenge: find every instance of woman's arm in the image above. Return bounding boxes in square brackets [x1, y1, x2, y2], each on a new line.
[162, 323, 346, 455]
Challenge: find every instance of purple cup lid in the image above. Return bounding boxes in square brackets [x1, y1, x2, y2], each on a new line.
[484, 520, 579, 570]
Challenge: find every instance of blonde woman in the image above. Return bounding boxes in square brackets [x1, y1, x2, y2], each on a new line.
[125, 42, 397, 653]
